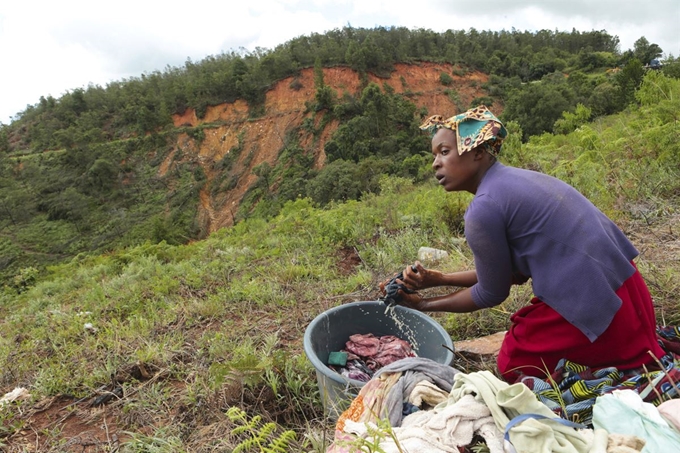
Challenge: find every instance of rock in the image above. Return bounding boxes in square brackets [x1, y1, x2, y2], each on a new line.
[454, 331, 506, 357]
[0, 387, 30, 407]
[418, 246, 449, 262]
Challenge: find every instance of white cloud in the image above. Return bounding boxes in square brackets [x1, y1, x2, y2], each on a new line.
[1, 0, 678, 124]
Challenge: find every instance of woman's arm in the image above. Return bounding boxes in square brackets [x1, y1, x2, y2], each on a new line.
[395, 286, 480, 313]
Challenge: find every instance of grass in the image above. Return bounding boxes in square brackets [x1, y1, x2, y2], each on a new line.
[0, 76, 678, 451]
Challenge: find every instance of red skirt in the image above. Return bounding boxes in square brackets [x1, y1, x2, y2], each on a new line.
[497, 263, 666, 383]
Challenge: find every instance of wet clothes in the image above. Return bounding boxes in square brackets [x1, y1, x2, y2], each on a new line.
[328, 357, 461, 453]
[336, 359, 374, 382]
[330, 333, 417, 381]
[344, 333, 416, 370]
[593, 390, 680, 452]
[380, 268, 416, 307]
[497, 263, 666, 383]
[466, 162, 639, 341]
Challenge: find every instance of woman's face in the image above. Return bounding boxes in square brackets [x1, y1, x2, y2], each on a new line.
[431, 128, 486, 194]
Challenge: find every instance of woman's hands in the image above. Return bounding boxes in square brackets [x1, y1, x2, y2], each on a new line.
[397, 261, 478, 290]
[379, 262, 481, 313]
[389, 290, 426, 310]
[400, 261, 440, 290]
[378, 261, 442, 292]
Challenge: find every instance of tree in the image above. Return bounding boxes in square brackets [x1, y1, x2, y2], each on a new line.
[313, 57, 336, 111]
[0, 126, 8, 153]
[615, 58, 645, 106]
[307, 160, 362, 205]
[40, 187, 88, 226]
[345, 41, 367, 73]
[86, 158, 118, 193]
[0, 193, 24, 225]
[0, 184, 35, 226]
[553, 103, 592, 134]
[661, 55, 680, 79]
[633, 37, 663, 65]
[253, 162, 272, 194]
[566, 71, 594, 100]
[587, 82, 622, 116]
[502, 76, 574, 139]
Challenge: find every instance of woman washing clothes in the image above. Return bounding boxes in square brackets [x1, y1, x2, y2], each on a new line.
[382, 105, 666, 383]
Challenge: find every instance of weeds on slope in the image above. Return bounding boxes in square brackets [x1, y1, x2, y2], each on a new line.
[0, 75, 679, 451]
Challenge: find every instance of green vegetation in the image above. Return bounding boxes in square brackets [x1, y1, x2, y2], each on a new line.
[1, 26, 677, 282]
[0, 27, 678, 448]
[0, 131, 205, 281]
[4, 27, 668, 152]
[0, 71, 678, 449]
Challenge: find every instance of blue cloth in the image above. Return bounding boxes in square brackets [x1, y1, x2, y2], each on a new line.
[593, 391, 680, 452]
[466, 162, 639, 341]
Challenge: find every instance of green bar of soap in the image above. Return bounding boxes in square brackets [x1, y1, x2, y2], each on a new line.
[328, 351, 348, 366]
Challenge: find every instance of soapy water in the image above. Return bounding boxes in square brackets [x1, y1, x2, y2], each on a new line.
[391, 305, 422, 351]
[350, 305, 421, 352]
[379, 265, 421, 350]
[377, 304, 421, 353]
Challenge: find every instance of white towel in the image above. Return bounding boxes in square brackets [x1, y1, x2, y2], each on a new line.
[342, 393, 504, 453]
[409, 379, 449, 408]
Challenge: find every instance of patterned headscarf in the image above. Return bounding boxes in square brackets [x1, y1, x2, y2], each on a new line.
[419, 105, 508, 156]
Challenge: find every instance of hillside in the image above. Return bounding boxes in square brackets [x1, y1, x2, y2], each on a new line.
[0, 68, 677, 452]
[2, 26, 674, 284]
[0, 62, 495, 283]
[0, 25, 678, 452]
[167, 62, 493, 233]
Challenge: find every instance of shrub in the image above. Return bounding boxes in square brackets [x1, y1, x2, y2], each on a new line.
[439, 72, 454, 86]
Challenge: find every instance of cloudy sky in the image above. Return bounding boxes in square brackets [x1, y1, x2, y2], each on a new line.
[1, 0, 678, 125]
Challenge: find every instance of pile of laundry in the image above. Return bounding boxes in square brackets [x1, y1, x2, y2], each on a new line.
[328, 333, 417, 382]
[326, 358, 680, 452]
[326, 327, 680, 452]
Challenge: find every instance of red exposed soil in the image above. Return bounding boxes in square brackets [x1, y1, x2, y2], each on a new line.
[165, 63, 498, 235]
[8, 395, 128, 452]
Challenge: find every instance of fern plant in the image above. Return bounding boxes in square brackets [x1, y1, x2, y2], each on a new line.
[335, 418, 407, 453]
[226, 406, 297, 453]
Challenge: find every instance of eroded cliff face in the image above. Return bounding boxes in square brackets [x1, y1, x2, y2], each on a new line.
[164, 62, 498, 234]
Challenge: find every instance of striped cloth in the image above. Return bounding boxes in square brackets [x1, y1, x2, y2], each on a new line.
[519, 326, 680, 426]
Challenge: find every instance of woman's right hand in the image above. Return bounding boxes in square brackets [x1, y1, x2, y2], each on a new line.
[400, 261, 441, 290]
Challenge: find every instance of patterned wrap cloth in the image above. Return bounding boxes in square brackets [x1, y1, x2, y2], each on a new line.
[519, 326, 680, 426]
[419, 105, 508, 156]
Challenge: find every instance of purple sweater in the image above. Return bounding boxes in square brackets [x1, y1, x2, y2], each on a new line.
[466, 163, 639, 342]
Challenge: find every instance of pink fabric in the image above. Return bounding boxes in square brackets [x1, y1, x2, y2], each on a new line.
[345, 333, 380, 357]
[345, 334, 416, 370]
[658, 400, 680, 433]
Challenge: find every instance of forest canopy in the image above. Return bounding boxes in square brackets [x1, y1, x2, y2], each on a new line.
[2, 26, 671, 150]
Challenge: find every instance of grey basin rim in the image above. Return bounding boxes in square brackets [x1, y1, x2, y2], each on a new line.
[303, 300, 454, 388]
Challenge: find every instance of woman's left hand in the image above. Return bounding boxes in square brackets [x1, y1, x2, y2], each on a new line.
[394, 289, 426, 311]
[401, 261, 440, 290]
